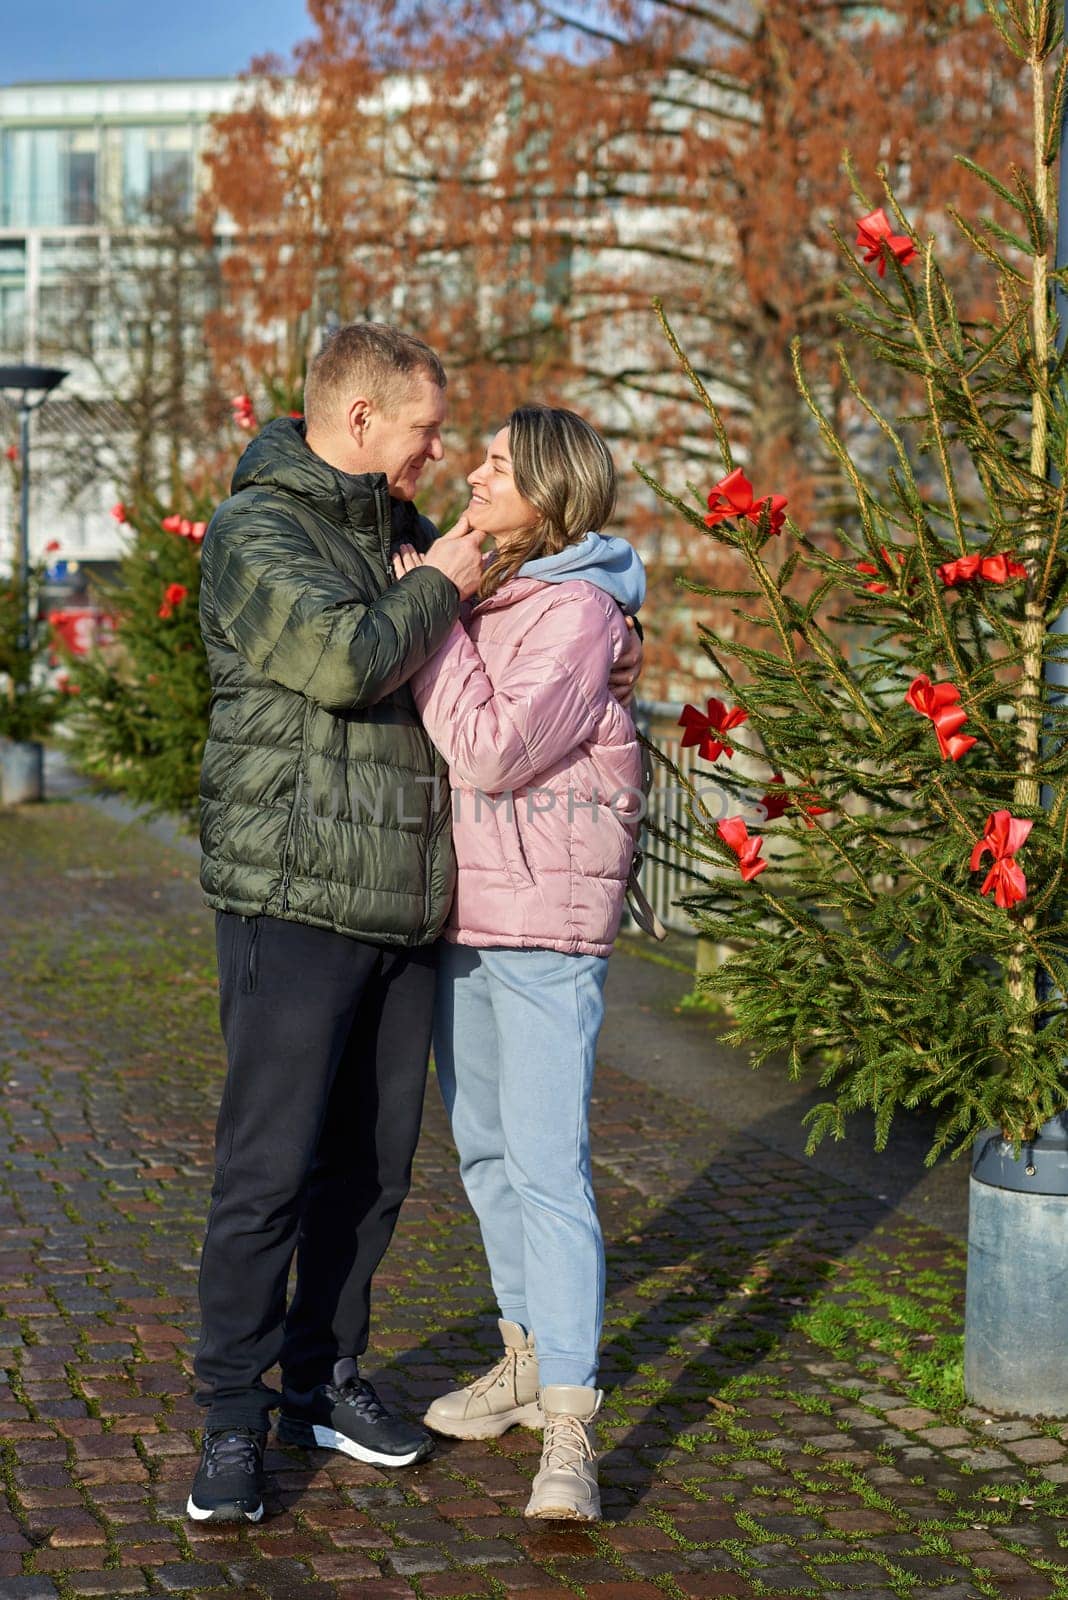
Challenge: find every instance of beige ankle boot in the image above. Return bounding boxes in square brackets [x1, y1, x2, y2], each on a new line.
[524, 1385, 601, 1521]
[424, 1320, 541, 1439]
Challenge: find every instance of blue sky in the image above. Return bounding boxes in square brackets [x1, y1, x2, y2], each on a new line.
[3, 0, 311, 83]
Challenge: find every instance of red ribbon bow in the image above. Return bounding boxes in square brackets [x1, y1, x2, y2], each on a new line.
[938, 553, 1027, 587]
[970, 811, 1032, 909]
[678, 697, 748, 762]
[231, 394, 259, 432]
[905, 674, 977, 761]
[717, 816, 768, 881]
[759, 774, 831, 827]
[856, 544, 906, 594]
[855, 208, 917, 276]
[161, 514, 206, 543]
[705, 468, 788, 537]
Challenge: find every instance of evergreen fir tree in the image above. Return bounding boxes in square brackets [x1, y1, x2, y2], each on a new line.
[645, 0, 1068, 1159]
[65, 501, 213, 822]
[0, 566, 64, 745]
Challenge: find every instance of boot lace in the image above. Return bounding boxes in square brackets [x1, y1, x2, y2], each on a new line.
[333, 1375, 391, 1421]
[540, 1412, 595, 1475]
[467, 1346, 523, 1401]
[204, 1429, 261, 1479]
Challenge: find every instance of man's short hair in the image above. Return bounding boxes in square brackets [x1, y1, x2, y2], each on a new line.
[303, 321, 447, 430]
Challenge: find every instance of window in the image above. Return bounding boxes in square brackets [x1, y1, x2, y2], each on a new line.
[0, 284, 26, 354]
[66, 131, 97, 225]
[123, 126, 194, 222]
[0, 128, 98, 225]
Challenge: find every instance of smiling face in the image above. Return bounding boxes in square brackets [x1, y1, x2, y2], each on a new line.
[365, 374, 448, 501]
[466, 427, 540, 547]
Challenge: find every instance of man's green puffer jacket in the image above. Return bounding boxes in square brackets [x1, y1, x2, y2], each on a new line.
[198, 418, 459, 945]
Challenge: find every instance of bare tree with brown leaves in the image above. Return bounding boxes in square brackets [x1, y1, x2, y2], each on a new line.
[203, 0, 1027, 693]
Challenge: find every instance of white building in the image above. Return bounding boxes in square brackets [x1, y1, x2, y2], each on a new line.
[0, 77, 242, 581]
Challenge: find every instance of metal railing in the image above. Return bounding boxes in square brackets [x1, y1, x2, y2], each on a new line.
[631, 698, 702, 936]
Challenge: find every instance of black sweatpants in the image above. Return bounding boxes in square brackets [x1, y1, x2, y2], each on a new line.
[193, 913, 437, 1432]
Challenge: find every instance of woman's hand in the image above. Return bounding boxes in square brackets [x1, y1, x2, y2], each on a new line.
[392, 543, 426, 580]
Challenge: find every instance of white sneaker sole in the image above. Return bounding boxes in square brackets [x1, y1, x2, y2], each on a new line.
[298, 1422, 428, 1468]
[424, 1399, 543, 1440]
[185, 1494, 263, 1523]
[524, 1500, 601, 1521]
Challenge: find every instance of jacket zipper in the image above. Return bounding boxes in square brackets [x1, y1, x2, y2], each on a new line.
[279, 702, 311, 912]
[382, 487, 436, 938]
[373, 483, 391, 585]
[423, 770, 437, 938]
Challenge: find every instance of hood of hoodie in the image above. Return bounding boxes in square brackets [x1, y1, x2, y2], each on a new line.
[230, 416, 435, 549]
[517, 531, 646, 614]
[231, 416, 388, 529]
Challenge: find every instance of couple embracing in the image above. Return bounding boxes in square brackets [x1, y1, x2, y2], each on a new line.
[187, 322, 646, 1527]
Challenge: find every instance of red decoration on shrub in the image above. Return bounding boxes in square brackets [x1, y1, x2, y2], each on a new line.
[50, 608, 101, 655]
[759, 774, 830, 827]
[856, 545, 906, 594]
[163, 583, 188, 607]
[231, 394, 258, 432]
[759, 783, 790, 821]
[855, 208, 917, 276]
[938, 552, 1027, 587]
[161, 513, 206, 543]
[856, 561, 887, 594]
[705, 468, 787, 537]
[717, 816, 769, 881]
[110, 503, 127, 523]
[678, 697, 749, 762]
[4, 445, 17, 461]
[970, 811, 1032, 909]
[905, 674, 978, 761]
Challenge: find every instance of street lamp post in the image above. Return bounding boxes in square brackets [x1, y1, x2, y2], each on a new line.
[0, 364, 68, 658]
[0, 365, 67, 805]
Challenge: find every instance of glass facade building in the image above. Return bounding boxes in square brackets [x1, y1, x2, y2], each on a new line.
[0, 78, 240, 569]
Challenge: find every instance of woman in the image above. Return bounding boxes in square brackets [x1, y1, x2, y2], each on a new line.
[391, 404, 644, 1521]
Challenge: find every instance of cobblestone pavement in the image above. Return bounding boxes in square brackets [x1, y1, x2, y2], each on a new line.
[1, 797, 1067, 1600]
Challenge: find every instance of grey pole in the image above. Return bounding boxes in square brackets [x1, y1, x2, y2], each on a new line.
[0, 365, 68, 674]
[16, 400, 31, 657]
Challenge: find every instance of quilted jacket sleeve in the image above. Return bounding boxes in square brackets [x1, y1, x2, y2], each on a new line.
[411, 588, 620, 792]
[201, 506, 459, 713]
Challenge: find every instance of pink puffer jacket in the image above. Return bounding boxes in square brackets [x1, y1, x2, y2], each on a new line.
[410, 576, 642, 957]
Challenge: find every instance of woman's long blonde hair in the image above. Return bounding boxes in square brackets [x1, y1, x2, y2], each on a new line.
[478, 405, 617, 600]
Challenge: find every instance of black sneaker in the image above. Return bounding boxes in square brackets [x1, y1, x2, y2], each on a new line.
[278, 1373, 433, 1467]
[186, 1427, 266, 1522]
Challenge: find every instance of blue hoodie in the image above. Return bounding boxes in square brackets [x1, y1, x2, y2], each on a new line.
[517, 531, 646, 615]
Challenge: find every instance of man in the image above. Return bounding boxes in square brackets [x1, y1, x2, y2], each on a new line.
[187, 322, 641, 1523]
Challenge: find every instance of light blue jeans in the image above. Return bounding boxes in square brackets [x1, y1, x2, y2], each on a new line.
[433, 942, 609, 1389]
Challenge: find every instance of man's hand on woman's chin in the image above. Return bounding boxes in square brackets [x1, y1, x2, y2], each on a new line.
[609, 617, 643, 708]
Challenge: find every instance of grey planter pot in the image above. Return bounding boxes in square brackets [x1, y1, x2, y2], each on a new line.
[964, 1114, 1068, 1417]
[0, 739, 44, 805]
